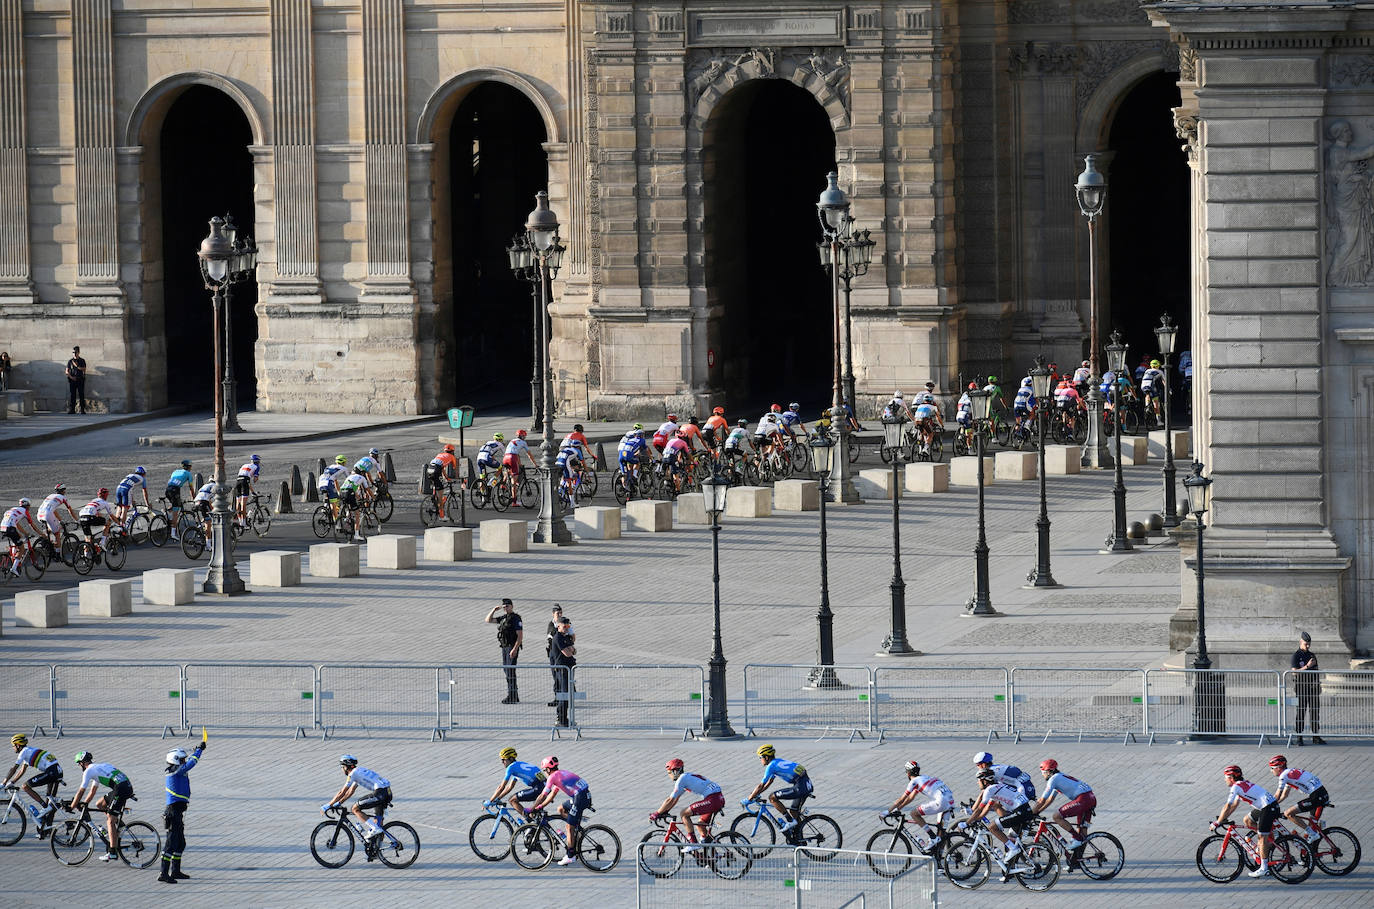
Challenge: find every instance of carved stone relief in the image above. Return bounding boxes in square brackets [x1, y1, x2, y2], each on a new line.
[1331, 55, 1374, 89]
[1008, 41, 1079, 78]
[1326, 118, 1374, 287]
[1074, 40, 1174, 115]
[1172, 107, 1199, 163]
[686, 46, 849, 110]
[1007, 0, 1067, 25]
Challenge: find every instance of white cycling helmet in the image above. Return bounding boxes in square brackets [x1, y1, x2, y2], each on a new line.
[973, 751, 993, 765]
[166, 748, 188, 765]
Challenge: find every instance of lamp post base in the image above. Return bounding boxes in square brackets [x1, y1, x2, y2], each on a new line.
[1022, 574, 1062, 590]
[804, 667, 846, 690]
[203, 566, 247, 596]
[877, 637, 921, 657]
[961, 598, 1003, 618]
[703, 657, 738, 738]
[1081, 395, 1114, 469]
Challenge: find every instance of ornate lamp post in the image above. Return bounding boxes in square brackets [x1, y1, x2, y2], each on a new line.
[1103, 330, 1132, 553]
[1183, 462, 1223, 734]
[1025, 357, 1060, 587]
[1154, 313, 1181, 527]
[965, 387, 998, 616]
[807, 430, 840, 687]
[878, 417, 919, 655]
[197, 216, 248, 595]
[521, 192, 573, 546]
[507, 234, 543, 430]
[817, 173, 862, 505]
[1075, 155, 1113, 470]
[701, 473, 737, 737]
[818, 215, 876, 409]
[218, 215, 256, 432]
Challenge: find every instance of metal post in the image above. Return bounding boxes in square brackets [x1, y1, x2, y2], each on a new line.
[1161, 355, 1179, 526]
[704, 508, 736, 737]
[1106, 395, 1132, 552]
[880, 446, 917, 655]
[457, 423, 467, 528]
[809, 472, 841, 687]
[1027, 401, 1059, 587]
[1194, 515, 1209, 668]
[966, 420, 996, 615]
[829, 237, 860, 504]
[530, 281, 542, 430]
[1190, 511, 1226, 735]
[841, 262, 856, 411]
[222, 283, 242, 432]
[1081, 216, 1112, 469]
[532, 257, 573, 546]
[204, 285, 245, 595]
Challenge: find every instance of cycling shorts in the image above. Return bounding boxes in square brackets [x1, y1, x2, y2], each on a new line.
[916, 793, 954, 818]
[563, 787, 592, 828]
[1013, 406, 1031, 417]
[428, 462, 447, 481]
[652, 433, 668, 451]
[1297, 786, 1330, 814]
[689, 791, 725, 820]
[319, 482, 337, 500]
[618, 458, 638, 472]
[78, 516, 104, 534]
[774, 775, 814, 807]
[196, 501, 212, 517]
[28, 765, 62, 794]
[476, 458, 498, 475]
[234, 477, 251, 498]
[106, 779, 134, 815]
[502, 454, 520, 474]
[114, 486, 133, 507]
[1059, 791, 1097, 821]
[165, 487, 183, 508]
[996, 804, 1033, 835]
[42, 513, 63, 535]
[4, 526, 21, 544]
[342, 489, 359, 508]
[356, 786, 392, 820]
[514, 785, 542, 803]
[1248, 802, 1279, 834]
[559, 461, 577, 480]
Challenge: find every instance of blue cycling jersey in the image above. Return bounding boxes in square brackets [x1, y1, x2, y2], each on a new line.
[618, 436, 646, 461]
[502, 760, 545, 787]
[760, 758, 808, 786]
[167, 469, 194, 492]
[117, 473, 144, 491]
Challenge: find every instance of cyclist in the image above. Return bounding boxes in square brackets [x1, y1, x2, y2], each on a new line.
[678, 416, 707, 453]
[973, 752, 1036, 801]
[1268, 754, 1328, 842]
[489, 747, 546, 820]
[560, 424, 597, 472]
[1140, 359, 1166, 420]
[113, 466, 149, 526]
[319, 455, 349, 519]
[955, 383, 975, 429]
[338, 468, 371, 542]
[477, 433, 506, 481]
[69, 750, 133, 862]
[1031, 759, 1095, 849]
[529, 755, 591, 866]
[324, 755, 390, 844]
[704, 406, 729, 449]
[2, 497, 39, 575]
[885, 760, 953, 849]
[1214, 763, 1278, 877]
[503, 429, 538, 492]
[754, 411, 785, 461]
[4, 733, 62, 832]
[164, 461, 194, 541]
[159, 741, 205, 884]
[77, 488, 117, 556]
[746, 743, 812, 833]
[965, 767, 1033, 866]
[653, 415, 680, 453]
[191, 481, 216, 535]
[1011, 377, 1036, 433]
[983, 376, 1005, 417]
[356, 448, 383, 482]
[651, 758, 724, 852]
[428, 444, 458, 492]
[234, 454, 261, 527]
[555, 441, 584, 500]
[722, 419, 752, 477]
[882, 391, 912, 422]
[661, 429, 691, 491]
[780, 403, 807, 440]
[1072, 360, 1092, 392]
[37, 484, 78, 551]
[617, 425, 648, 487]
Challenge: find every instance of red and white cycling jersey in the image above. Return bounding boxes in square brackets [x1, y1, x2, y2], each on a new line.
[1227, 780, 1276, 809]
[978, 782, 1028, 813]
[1275, 768, 1322, 797]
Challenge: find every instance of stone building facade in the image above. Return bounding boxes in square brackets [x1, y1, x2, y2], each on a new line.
[1, 0, 1373, 666]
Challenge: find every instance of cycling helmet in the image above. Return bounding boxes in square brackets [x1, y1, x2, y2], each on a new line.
[1268, 755, 1288, 770]
[770, 404, 782, 413]
[737, 419, 748, 427]
[904, 760, 920, 774]
[369, 448, 380, 458]
[712, 406, 725, 416]
[574, 424, 584, 432]
[499, 747, 518, 761]
[11, 734, 27, 747]
[250, 455, 261, 463]
[335, 455, 347, 464]
[54, 483, 66, 494]
[756, 744, 776, 759]
[967, 382, 978, 390]
[1040, 759, 1058, 773]
[665, 758, 685, 773]
[976, 769, 996, 784]
[1223, 764, 1242, 780]
[633, 423, 644, 430]
[75, 751, 92, 764]
[166, 748, 188, 766]
[893, 391, 903, 399]
[97, 488, 109, 498]
[339, 754, 358, 767]
[517, 429, 527, 439]
[494, 432, 505, 441]
[541, 755, 559, 771]
[1048, 363, 1058, 372]
[18, 497, 29, 508]
[134, 466, 146, 476]
[973, 751, 993, 765]
[667, 414, 678, 422]
[443, 444, 455, 454]
[1022, 377, 1033, 387]
[789, 402, 800, 412]
[686, 415, 697, 424]
[181, 459, 192, 469]
[987, 376, 998, 384]
[925, 382, 935, 390]
[634, 429, 645, 439]
[1082, 360, 1090, 367]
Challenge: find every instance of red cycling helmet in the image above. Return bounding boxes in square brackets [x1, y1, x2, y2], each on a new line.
[1223, 764, 1243, 780]
[967, 382, 978, 390]
[770, 404, 782, 413]
[97, 487, 109, 498]
[1040, 759, 1058, 773]
[666, 414, 678, 422]
[665, 758, 684, 772]
[443, 443, 455, 453]
[517, 429, 527, 438]
[712, 406, 724, 416]
[1268, 755, 1288, 769]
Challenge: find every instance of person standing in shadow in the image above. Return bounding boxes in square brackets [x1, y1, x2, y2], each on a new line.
[1292, 631, 1324, 745]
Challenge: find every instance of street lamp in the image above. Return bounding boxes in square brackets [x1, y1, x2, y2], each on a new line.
[1183, 461, 1223, 734]
[807, 430, 841, 687]
[1025, 356, 1060, 587]
[197, 215, 247, 595]
[817, 172, 862, 505]
[507, 234, 543, 430]
[521, 191, 572, 546]
[218, 214, 256, 433]
[1103, 330, 1132, 553]
[701, 473, 736, 737]
[818, 215, 876, 408]
[1154, 313, 1181, 527]
[1075, 155, 1113, 470]
[878, 417, 919, 656]
[964, 387, 999, 616]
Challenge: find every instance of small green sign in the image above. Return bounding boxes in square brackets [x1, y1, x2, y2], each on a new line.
[1131, 696, 1143, 704]
[689, 692, 701, 700]
[168, 691, 180, 699]
[994, 694, 1006, 702]
[784, 880, 795, 888]
[857, 693, 869, 701]
[447, 405, 475, 429]
[301, 692, 314, 700]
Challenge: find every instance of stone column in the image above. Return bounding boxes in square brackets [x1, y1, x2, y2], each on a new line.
[70, 0, 122, 303]
[0, 0, 34, 306]
[360, 0, 412, 300]
[268, 0, 322, 305]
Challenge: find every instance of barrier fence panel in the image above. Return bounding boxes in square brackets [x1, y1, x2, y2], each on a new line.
[872, 667, 1009, 738]
[743, 664, 875, 738]
[0, 663, 55, 735]
[318, 665, 444, 739]
[795, 848, 937, 909]
[1009, 668, 1147, 742]
[1145, 669, 1281, 740]
[183, 663, 317, 737]
[447, 664, 571, 735]
[1282, 670, 1374, 739]
[52, 662, 183, 735]
[571, 664, 705, 737]
[634, 841, 797, 909]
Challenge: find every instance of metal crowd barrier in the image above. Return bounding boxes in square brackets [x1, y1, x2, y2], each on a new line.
[570, 663, 706, 739]
[1144, 668, 1283, 743]
[52, 661, 183, 736]
[319, 665, 446, 741]
[1009, 667, 1147, 743]
[872, 666, 1010, 741]
[1, 662, 56, 736]
[446, 663, 572, 740]
[184, 662, 316, 739]
[1281, 670, 1374, 741]
[794, 848, 936, 909]
[742, 664, 875, 740]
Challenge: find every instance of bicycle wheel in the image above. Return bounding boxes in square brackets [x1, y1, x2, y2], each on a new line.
[993, 419, 1012, 448]
[638, 829, 685, 878]
[0, 798, 27, 846]
[879, 443, 895, 464]
[250, 506, 271, 537]
[23, 548, 47, 581]
[420, 497, 441, 527]
[929, 434, 944, 462]
[1121, 409, 1139, 435]
[494, 482, 513, 512]
[576, 823, 621, 872]
[308, 505, 331, 538]
[729, 811, 777, 856]
[468, 813, 514, 861]
[742, 459, 760, 487]
[443, 493, 463, 525]
[117, 820, 161, 868]
[1313, 826, 1361, 876]
[1077, 830, 1125, 880]
[181, 526, 206, 560]
[613, 470, 630, 505]
[373, 490, 394, 523]
[470, 480, 490, 511]
[580, 467, 599, 498]
[360, 508, 380, 536]
[377, 820, 420, 869]
[795, 814, 842, 860]
[0, 552, 11, 586]
[865, 827, 914, 878]
[33, 536, 56, 567]
[73, 541, 94, 576]
[127, 512, 150, 546]
[511, 823, 557, 870]
[105, 536, 127, 571]
[708, 830, 753, 880]
[1074, 416, 1088, 443]
[333, 508, 352, 542]
[847, 435, 859, 464]
[1270, 833, 1313, 884]
[941, 838, 989, 889]
[60, 532, 82, 566]
[310, 820, 355, 868]
[148, 514, 171, 547]
[1195, 833, 1243, 882]
[51, 818, 95, 865]
[519, 477, 540, 511]
[1015, 841, 1060, 891]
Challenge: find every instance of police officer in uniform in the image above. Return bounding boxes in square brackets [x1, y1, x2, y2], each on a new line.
[159, 740, 205, 883]
[486, 598, 524, 704]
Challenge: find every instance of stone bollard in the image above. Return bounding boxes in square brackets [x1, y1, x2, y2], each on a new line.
[725, 486, 773, 518]
[143, 568, 195, 605]
[1147, 513, 1164, 533]
[275, 480, 294, 514]
[773, 479, 820, 511]
[904, 462, 949, 494]
[626, 499, 672, 532]
[79, 578, 133, 617]
[993, 451, 1037, 481]
[423, 527, 473, 561]
[384, 452, 397, 484]
[573, 506, 622, 539]
[1044, 446, 1081, 475]
[310, 542, 361, 578]
[290, 465, 303, 495]
[950, 456, 995, 487]
[480, 519, 529, 553]
[305, 474, 319, 503]
[595, 441, 608, 464]
[1128, 521, 1147, 540]
[15, 590, 70, 627]
[367, 534, 417, 569]
[251, 550, 302, 587]
[676, 493, 710, 525]
[419, 469, 431, 496]
[854, 468, 899, 500]
[1118, 436, 1150, 466]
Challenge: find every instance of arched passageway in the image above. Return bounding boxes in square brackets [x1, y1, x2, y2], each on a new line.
[704, 80, 837, 413]
[160, 85, 257, 407]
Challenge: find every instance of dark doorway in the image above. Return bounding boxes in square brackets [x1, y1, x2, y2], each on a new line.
[1106, 71, 1191, 380]
[160, 85, 257, 407]
[704, 80, 837, 413]
[449, 83, 548, 407]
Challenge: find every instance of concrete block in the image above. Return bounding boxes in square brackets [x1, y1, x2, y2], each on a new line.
[774, 479, 820, 511]
[853, 468, 899, 500]
[479, 519, 529, 553]
[994, 451, 1038, 481]
[14, 589, 68, 627]
[626, 499, 672, 532]
[309, 543, 361, 577]
[367, 534, 417, 569]
[250, 550, 302, 587]
[1118, 436, 1150, 466]
[423, 527, 473, 562]
[725, 485, 773, 518]
[574, 505, 622, 539]
[78, 578, 133, 617]
[676, 493, 710, 525]
[143, 568, 194, 605]
[1045, 445, 1081, 475]
[949, 456, 995, 487]
[5, 389, 34, 417]
[904, 462, 949, 493]
[1148, 429, 1190, 460]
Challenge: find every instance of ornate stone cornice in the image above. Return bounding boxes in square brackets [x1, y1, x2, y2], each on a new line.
[685, 46, 849, 110]
[1008, 41, 1079, 78]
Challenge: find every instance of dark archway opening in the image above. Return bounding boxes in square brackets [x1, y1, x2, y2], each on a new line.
[160, 85, 257, 407]
[449, 83, 548, 407]
[705, 80, 836, 413]
[1106, 71, 1191, 414]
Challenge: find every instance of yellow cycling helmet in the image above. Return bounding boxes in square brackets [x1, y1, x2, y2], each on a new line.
[494, 432, 505, 441]
[10, 734, 27, 747]
[499, 747, 517, 761]
[756, 743, 775, 759]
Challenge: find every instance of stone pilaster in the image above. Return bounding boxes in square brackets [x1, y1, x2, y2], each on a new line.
[269, 0, 322, 303]
[70, 0, 121, 301]
[0, 0, 34, 304]
[360, 0, 412, 296]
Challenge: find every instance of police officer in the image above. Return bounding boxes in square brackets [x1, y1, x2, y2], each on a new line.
[486, 598, 524, 704]
[159, 739, 205, 883]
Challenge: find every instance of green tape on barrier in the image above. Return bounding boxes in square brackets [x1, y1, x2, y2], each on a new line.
[1131, 696, 1143, 704]
[168, 691, 180, 699]
[857, 693, 869, 701]
[784, 879, 795, 888]
[689, 692, 701, 700]
[994, 694, 1006, 702]
[301, 692, 314, 699]
[1267, 698, 1278, 705]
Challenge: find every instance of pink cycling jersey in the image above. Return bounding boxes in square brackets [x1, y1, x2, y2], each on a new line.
[542, 769, 588, 799]
[1275, 768, 1322, 797]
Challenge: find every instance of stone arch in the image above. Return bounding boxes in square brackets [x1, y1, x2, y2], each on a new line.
[125, 72, 266, 148]
[685, 52, 850, 150]
[1076, 53, 1173, 154]
[417, 67, 561, 144]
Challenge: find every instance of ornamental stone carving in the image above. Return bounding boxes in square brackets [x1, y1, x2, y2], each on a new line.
[1331, 55, 1374, 90]
[686, 46, 849, 110]
[1326, 119, 1374, 287]
[1172, 107, 1198, 162]
[1074, 39, 1173, 115]
[1007, 0, 1066, 25]
[1008, 42, 1080, 78]
[1078, 0, 1149, 24]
